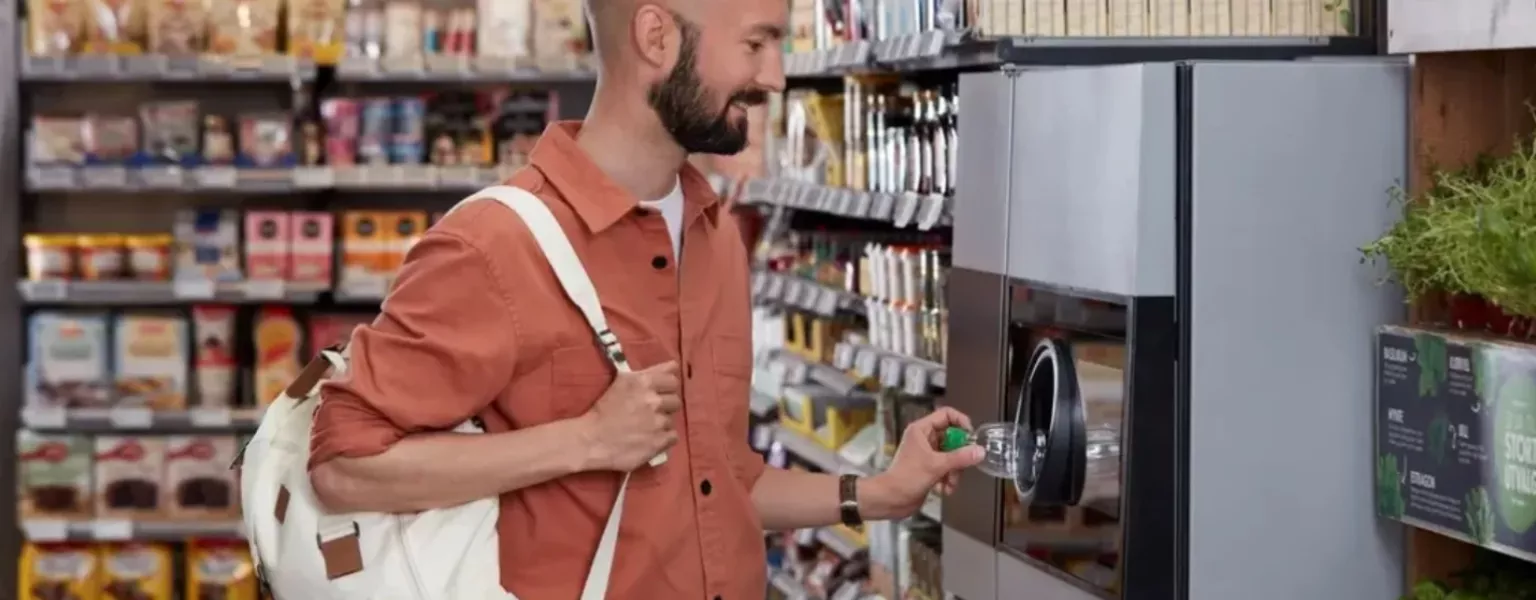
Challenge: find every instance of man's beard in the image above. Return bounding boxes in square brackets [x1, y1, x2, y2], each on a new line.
[647, 20, 766, 155]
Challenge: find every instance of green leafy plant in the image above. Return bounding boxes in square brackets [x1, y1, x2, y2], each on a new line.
[1466, 486, 1494, 545]
[1379, 453, 1404, 519]
[1404, 551, 1536, 599]
[1362, 122, 1536, 329]
[1419, 333, 1449, 397]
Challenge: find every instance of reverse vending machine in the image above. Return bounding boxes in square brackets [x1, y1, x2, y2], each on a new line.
[943, 60, 1408, 600]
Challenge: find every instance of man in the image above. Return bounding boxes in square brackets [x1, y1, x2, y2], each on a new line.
[306, 0, 986, 597]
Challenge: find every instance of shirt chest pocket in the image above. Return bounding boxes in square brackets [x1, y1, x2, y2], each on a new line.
[710, 335, 755, 482]
[545, 337, 672, 489]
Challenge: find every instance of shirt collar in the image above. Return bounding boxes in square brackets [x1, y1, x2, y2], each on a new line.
[528, 121, 722, 233]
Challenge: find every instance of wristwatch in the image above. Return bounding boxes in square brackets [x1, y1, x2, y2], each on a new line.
[838, 474, 863, 527]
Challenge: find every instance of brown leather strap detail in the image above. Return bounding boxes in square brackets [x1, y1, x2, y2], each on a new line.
[319, 524, 365, 580]
[274, 486, 290, 524]
[284, 344, 347, 400]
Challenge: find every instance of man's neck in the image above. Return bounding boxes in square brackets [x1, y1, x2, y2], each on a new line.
[576, 91, 688, 201]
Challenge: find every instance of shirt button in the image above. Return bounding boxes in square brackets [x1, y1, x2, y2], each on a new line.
[700, 479, 712, 496]
[651, 256, 668, 269]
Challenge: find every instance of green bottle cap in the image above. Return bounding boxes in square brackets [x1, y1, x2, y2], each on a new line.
[941, 427, 970, 452]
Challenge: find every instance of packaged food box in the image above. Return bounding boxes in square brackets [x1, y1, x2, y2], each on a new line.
[173, 209, 242, 283]
[253, 307, 303, 406]
[99, 543, 173, 600]
[290, 211, 335, 289]
[243, 210, 291, 282]
[94, 437, 166, 519]
[17, 433, 94, 520]
[186, 540, 259, 600]
[26, 311, 111, 409]
[191, 306, 238, 408]
[381, 211, 428, 273]
[112, 313, 188, 410]
[165, 436, 239, 518]
[19, 543, 100, 600]
[340, 211, 385, 293]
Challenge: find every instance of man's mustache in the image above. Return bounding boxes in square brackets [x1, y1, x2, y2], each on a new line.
[728, 89, 769, 107]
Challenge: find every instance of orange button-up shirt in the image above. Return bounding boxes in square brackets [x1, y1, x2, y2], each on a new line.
[309, 121, 767, 599]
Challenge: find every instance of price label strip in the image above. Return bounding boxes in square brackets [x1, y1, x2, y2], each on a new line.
[879, 356, 905, 389]
[853, 348, 880, 378]
[832, 342, 857, 370]
[916, 195, 948, 231]
[189, 407, 234, 428]
[196, 166, 238, 188]
[26, 280, 69, 302]
[766, 275, 786, 300]
[23, 406, 69, 429]
[893, 192, 922, 228]
[23, 520, 69, 542]
[814, 287, 839, 316]
[783, 279, 804, 307]
[172, 278, 217, 300]
[109, 407, 154, 429]
[853, 192, 874, 218]
[872, 193, 896, 221]
[91, 520, 134, 541]
[903, 363, 931, 396]
[243, 279, 287, 300]
[922, 30, 948, 57]
[751, 272, 768, 296]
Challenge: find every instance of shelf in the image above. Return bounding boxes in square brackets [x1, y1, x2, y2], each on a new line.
[25, 164, 510, 193]
[752, 270, 864, 318]
[743, 178, 951, 230]
[21, 518, 244, 542]
[774, 424, 873, 476]
[21, 55, 316, 82]
[335, 56, 596, 83]
[786, 33, 1376, 77]
[21, 407, 262, 434]
[832, 340, 947, 393]
[17, 280, 336, 306]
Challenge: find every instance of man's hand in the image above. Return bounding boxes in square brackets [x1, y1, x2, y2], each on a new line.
[578, 361, 683, 472]
[862, 407, 986, 520]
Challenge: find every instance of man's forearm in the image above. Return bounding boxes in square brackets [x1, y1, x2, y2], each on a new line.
[752, 467, 903, 531]
[311, 416, 597, 513]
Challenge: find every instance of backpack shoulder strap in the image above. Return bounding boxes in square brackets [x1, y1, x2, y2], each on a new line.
[454, 185, 654, 600]
[452, 185, 633, 373]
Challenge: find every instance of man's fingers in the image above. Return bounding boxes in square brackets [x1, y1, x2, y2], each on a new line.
[639, 361, 682, 392]
[654, 392, 683, 415]
[910, 406, 973, 439]
[946, 446, 986, 470]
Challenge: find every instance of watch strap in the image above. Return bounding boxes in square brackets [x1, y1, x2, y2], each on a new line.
[838, 474, 863, 527]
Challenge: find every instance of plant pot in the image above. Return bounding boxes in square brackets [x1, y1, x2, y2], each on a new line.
[1450, 294, 1492, 332]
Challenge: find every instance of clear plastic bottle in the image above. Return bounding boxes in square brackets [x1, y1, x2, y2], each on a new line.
[941, 424, 1028, 480]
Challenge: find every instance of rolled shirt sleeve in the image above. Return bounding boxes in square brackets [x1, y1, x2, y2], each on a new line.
[309, 229, 519, 469]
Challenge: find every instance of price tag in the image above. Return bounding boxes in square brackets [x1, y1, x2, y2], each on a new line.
[22, 406, 68, 429]
[798, 285, 823, 310]
[893, 192, 921, 227]
[879, 356, 904, 389]
[903, 363, 931, 396]
[832, 343, 856, 370]
[189, 407, 233, 428]
[853, 349, 879, 378]
[814, 287, 838, 315]
[291, 166, 335, 188]
[923, 30, 948, 57]
[91, 520, 134, 541]
[195, 166, 238, 188]
[109, 407, 154, 429]
[135, 165, 184, 188]
[766, 275, 785, 300]
[26, 280, 68, 301]
[872, 193, 896, 220]
[751, 272, 767, 296]
[752, 423, 775, 451]
[243, 279, 287, 300]
[917, 194, 948, 231]
[80, 166, 128, 188]
[851, 192, 873, 218]
[172, 279, 216, 299]
[340, 277, 390, 300]
[784, 279, 804, 306]
[22, 520, 69, 541]
[836, 190, 855, 215]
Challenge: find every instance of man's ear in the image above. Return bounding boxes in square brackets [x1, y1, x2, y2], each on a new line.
[631, 5, 675, 69]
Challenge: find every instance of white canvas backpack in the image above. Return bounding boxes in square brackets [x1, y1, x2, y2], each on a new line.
[237, 185, 666, 599]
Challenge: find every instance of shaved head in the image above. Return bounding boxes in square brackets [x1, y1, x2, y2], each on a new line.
[583, 0, 786, 155]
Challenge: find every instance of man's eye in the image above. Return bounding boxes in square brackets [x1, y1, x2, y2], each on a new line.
[747, 41, 764, 52]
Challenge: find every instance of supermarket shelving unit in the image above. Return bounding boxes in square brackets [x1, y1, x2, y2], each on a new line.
[0, 0, 600, 591]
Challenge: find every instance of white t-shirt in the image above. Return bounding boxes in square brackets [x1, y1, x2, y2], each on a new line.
[637, 177, 684, 259]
